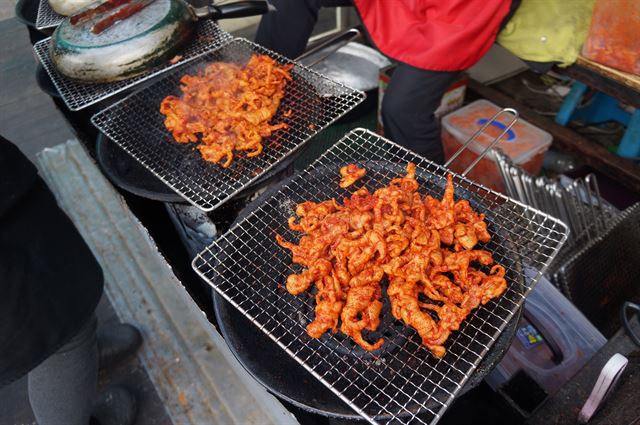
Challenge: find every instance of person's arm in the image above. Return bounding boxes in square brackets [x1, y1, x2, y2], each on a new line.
[0, 135, 38, 220]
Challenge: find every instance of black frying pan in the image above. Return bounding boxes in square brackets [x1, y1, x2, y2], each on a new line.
[211, 162, 523, 420]
[95, 130, 300, 203]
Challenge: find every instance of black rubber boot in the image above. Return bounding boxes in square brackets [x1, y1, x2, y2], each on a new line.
[91, 386, 137, 425]
[98, 323, 143, 370]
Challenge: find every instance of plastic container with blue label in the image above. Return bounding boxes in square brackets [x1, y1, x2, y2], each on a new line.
[441, 99, 552, 193]
[485, 273, 607, 414]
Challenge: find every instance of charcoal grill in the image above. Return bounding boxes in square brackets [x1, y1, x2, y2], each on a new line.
[33, 20, 233, 111]
[91, 38, 365, 211]
[35, 0, 63, 30]
[192, 127, 568, 424]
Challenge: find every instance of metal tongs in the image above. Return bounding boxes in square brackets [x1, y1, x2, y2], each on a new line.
[578, 353, 629, 423]
[70, 0, 157, 33]
[69, 0, 273, 34]
[445, 108, 519, 176]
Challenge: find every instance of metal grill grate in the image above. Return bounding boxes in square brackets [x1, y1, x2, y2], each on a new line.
[33, 21, 233, 111]
[35, 0, 64, 30]
[91, 38, 365, 211]
[192, 128, 568, 425]
[553, 202, 640, 337]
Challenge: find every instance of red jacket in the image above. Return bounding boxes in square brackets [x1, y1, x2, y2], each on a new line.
[353, 0, 511, 71]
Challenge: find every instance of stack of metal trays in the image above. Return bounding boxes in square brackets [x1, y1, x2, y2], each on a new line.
[553, 202, 640, 337]
[495, 149, 618, 274]
[193, 128, 568, 424]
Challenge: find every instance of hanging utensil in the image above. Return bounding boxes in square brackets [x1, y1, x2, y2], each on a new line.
[585, 174, 605, 233]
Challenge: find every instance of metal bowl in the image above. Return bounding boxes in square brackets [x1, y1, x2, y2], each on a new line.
[307, 41, 391, 93]
[301, 41, 391, 122]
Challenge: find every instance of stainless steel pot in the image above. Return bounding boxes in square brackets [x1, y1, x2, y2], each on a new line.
[50, 0, 270, 83]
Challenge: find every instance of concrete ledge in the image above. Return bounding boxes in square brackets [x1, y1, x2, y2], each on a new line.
[37, 140, 298, 425]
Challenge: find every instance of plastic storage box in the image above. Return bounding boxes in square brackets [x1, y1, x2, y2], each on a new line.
[441, 100, 552, 193]
[485, 274, 607, 415]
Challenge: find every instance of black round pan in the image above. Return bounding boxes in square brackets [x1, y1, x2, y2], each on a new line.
[211, 162, 523, 420]
[96, 132, 184, 202]
[95, 131, 304, 203]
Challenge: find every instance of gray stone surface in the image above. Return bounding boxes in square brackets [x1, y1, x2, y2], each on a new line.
[36, 140, 299, 425]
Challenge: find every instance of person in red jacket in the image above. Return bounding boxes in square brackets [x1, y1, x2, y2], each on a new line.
[256, 0, 519, 163]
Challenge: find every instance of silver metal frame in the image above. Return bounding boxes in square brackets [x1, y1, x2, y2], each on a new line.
[494, 148, 618, 275]
[192, 127, 569, 424]
[91, 37, 366, 211]
[35, 0, 64, 30]
[33, 21, 233, 111]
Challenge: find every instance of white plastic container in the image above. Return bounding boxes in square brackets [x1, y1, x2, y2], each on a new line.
[441, 100, 552, 192]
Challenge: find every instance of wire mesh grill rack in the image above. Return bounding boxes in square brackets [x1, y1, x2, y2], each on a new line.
[91, 38, 365, 211]
[33, 21, 233, 111]
[552, 202, 640, 337]
[192, 128, 568, 425]
[35, 0, 64, 30]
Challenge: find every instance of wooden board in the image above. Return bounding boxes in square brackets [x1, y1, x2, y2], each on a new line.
[577, 55, 640, 92]
[557, 57, 640, 109]
[37, 140, 300, 425]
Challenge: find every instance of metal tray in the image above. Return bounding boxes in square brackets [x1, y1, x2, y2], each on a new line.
[35, 0, 64, 30]
[192, 128, 568, 424]
[33, 20, 233, 111]
[91, 38, 366, 211]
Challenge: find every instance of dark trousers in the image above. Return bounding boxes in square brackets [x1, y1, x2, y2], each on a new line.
[28, 315, 98, 425]
[255, 0, 460, 164]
